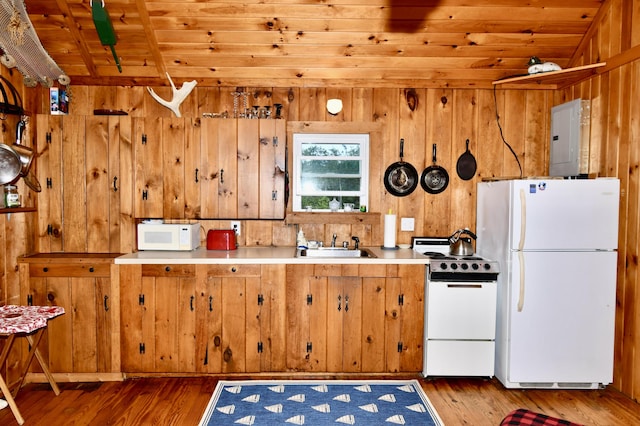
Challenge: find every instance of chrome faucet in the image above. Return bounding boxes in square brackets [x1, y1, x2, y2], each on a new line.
[331, 233, 337, 247]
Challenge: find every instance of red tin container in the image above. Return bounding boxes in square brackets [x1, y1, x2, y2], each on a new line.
[206, 229, 237, 250]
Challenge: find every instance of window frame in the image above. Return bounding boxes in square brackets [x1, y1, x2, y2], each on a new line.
[292, 132, 369, 212]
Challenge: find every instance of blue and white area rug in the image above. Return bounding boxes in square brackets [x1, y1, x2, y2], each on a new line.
[198, 379, 444, 425]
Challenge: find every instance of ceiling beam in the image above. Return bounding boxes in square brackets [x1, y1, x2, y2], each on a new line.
[134, 0, 166, 78]
[54, 0, 97, 77]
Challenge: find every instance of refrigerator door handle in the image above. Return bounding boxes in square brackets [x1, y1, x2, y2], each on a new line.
[517, 189, 526, 311]
[518, 188, 526, 250]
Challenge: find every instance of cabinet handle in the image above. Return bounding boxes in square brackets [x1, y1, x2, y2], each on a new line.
[195, 168, 199, 183]
[231, 267, 237, 273]
[345, 295, 349, 312]
[209, 295, 213, 312]
[220, 169, 224, 184]
[89, 267, 95, 273]
[113, 176, 118, 192]
[165, 266, 171, 272]
[43, 267, 48, 273]
[190, 295, 195, 311]
[104, 295, 109, 312]
[337, 295, 342, 311]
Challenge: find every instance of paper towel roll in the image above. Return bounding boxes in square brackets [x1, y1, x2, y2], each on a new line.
[383, 214, 396, 248]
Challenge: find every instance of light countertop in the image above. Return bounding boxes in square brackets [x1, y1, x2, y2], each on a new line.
[115, 246, 429, 265]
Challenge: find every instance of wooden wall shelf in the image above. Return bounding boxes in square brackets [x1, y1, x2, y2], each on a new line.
[284, 212, 380, 225]
[0, 207, 36, 214]
[492, 63, 606, 90]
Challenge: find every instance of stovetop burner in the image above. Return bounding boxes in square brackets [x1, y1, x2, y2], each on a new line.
[412, 236, 500, 277]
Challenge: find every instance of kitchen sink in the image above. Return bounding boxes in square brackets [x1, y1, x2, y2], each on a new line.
[296, 247, 377, 258]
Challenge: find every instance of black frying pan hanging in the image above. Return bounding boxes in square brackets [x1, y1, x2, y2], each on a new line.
[420, 144, 449, 194]
[384, 138, 418, 197]
[456, 139, 477, 180]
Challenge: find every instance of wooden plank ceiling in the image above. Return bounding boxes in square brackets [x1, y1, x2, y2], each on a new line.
[23, 0, 603, 88]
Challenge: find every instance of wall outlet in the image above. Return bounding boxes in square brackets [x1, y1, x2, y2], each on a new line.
[400, 217, 415, 232]
[231, 221, 241, 236]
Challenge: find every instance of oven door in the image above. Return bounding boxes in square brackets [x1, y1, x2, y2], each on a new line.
[426, 280, 497, 339]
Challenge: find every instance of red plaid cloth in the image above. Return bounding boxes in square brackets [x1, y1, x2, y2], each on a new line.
[500, 409, 583, 426]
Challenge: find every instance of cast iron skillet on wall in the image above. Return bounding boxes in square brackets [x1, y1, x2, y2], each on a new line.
[421, 144, 449, 194]
[384, 138, 419, 197]
[456, 139, 477, 181]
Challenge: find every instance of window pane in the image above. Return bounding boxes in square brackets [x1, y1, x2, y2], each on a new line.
[300, 176, 361, 192]
[301, 196, 360, 210]
[301, 159, 361, 175]
[301, 143, 361, 157]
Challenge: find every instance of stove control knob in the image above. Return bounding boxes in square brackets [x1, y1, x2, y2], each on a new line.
[450, 263, 458, 270]
[439, 263, 448, 270]
[483, 263, 492, 270]
[472, 263, 479, 270]
[461, 263, 469, 270]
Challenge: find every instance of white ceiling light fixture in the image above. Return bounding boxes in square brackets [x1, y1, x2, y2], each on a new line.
[327, 98, 343, 115]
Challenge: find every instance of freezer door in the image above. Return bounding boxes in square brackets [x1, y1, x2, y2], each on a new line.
[506, 251, 616, 385]
[509, 179, 619, 251]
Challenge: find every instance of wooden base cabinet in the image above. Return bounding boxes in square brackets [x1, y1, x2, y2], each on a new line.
[120, 264, 286, 373]
[18, 254, 122, 382]
[286, 264, 425, 373]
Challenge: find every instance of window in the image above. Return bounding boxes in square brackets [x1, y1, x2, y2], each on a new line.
[293, 133, 369, 212]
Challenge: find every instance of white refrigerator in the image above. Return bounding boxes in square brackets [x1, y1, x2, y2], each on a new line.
[476, 178, 620, 389]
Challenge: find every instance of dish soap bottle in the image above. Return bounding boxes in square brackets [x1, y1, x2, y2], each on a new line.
[296, 229, 308, 249]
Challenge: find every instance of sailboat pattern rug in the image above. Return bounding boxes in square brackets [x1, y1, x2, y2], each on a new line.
[198, 379, 443, 425]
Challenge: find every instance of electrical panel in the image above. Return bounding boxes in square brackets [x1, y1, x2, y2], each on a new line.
[549, 99, 591, 177]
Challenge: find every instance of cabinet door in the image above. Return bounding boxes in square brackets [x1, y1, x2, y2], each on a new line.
[327, 276, 363, 373]
[195, 265, 222, 373]
[20, 259, 117, 377]
[134, 117, 163, 218]
[285, 264, 318, 371]
[250, 265, 286, 372]
[385, 265, 425, 372]
[200, 119, 238, 218]
[36, 115, 64, 253]
[237, 119, 260, 218]
[258, 119, 286, 219]
[205, 264, 260, 373]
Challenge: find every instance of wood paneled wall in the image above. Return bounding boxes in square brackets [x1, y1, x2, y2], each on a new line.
[3, 0, 639, 403]
[563, 0, 640, 402]
[2, 80, 553, 314]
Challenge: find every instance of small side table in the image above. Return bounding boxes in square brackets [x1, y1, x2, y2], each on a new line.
[0, 305, 65, 425]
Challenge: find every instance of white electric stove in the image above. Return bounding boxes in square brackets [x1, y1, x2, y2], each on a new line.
[412, 237, 500, 378]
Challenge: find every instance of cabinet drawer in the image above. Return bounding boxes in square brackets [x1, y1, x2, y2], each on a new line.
[29, 263, 111, 277]
[206, 264, 261, 277]
[142, 264, 196, 277]
[425, 340, 494, 377]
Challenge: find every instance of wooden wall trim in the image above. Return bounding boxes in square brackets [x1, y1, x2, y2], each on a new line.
[599, 44, 640, 73]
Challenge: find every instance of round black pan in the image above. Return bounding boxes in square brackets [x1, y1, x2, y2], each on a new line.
[421, 144, 449, 194]
[384, 138, 419, 197]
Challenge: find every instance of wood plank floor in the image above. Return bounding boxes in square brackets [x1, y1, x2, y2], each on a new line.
[1, 376, 640, 425]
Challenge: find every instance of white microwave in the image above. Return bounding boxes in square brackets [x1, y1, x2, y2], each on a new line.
[137, 223, 201, 251]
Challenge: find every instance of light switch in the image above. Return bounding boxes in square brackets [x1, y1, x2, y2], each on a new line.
[400, 217, 415, 232]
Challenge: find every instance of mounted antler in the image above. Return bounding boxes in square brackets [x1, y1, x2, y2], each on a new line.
[146, 73, 197, 117]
